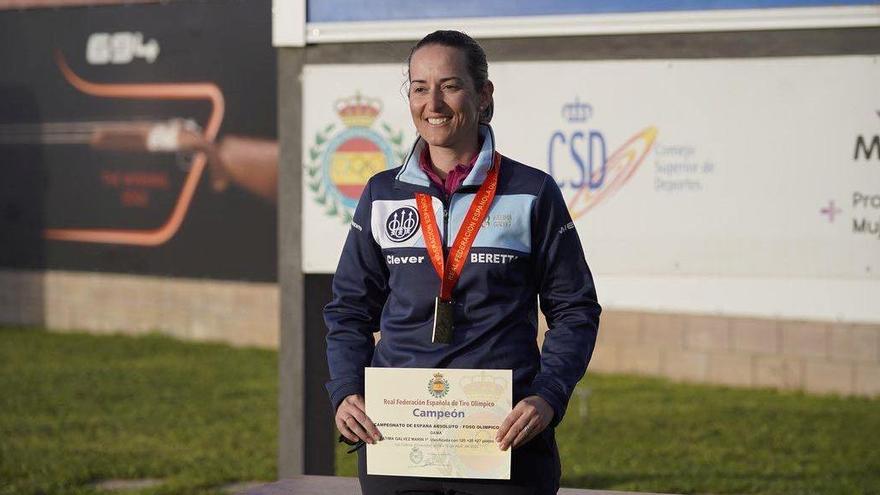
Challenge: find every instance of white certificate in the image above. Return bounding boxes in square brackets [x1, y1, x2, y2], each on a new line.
[365, 367, 512, 479]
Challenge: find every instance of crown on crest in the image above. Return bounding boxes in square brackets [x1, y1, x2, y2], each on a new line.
[335, 92, 382, 128]
[561, 96, 593, 123]
[460, 372, 504, 401]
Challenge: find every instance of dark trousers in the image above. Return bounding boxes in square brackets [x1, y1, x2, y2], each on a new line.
[356, 429, 560, 495]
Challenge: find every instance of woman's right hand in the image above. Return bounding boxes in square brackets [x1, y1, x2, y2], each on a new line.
[335, 394, 381, 444]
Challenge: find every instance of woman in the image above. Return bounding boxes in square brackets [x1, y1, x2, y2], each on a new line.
[324, 30, 601, 495]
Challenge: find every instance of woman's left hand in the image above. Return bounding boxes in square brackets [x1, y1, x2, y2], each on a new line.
[495, 395, 554, 451]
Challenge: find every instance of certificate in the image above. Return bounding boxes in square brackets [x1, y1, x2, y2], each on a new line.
[365, 367, 512, 479]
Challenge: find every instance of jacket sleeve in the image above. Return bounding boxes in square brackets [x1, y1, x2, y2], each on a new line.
[323, 178, 390, 413]
[530, 175, 601, 428]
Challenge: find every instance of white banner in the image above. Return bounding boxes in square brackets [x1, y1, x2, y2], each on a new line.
[302, 56, 880, 321]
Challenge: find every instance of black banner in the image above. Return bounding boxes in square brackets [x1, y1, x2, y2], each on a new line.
[0, 0, 278, 281]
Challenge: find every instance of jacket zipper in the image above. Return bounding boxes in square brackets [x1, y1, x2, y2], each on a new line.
[442, 193, 451, 257]
[437, 184, 472, 256]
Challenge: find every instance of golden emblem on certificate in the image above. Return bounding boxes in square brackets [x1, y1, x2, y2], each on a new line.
[365, 367, 512, 479]
[428, 372, 450, 398]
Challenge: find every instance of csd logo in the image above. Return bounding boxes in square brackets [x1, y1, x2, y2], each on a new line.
[385, 206, 419, 242]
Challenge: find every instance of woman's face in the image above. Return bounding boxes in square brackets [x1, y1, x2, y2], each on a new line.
[408, 44, 490, 152]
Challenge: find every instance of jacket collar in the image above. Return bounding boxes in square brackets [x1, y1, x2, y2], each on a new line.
[395, 124, 496, 189]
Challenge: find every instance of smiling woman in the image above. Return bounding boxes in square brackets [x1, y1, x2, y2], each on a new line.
[406, 38, 493, 177]
[324, 30, 602, 495]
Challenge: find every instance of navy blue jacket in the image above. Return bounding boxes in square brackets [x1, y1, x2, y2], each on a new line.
[324, 125, 601, 428]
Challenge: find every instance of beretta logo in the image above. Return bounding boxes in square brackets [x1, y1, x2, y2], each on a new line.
[305, 93, 407, 223]
[385, 206, 420, 242]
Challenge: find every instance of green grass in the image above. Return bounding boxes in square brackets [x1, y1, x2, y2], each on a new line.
[0, 327, 277, 495]
[3, 327, 879, 494]
[555, 375, 880, 494]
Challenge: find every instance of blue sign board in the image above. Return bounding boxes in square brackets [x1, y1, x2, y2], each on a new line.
[309, 0, 878, 23]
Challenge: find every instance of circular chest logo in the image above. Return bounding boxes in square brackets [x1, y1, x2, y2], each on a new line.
[385, 206, 419, 242]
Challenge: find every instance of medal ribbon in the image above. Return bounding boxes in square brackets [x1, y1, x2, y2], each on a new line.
[415, 152, 501, 302]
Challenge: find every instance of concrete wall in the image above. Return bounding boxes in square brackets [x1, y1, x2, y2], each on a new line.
[571, 311, 880, 396]
[0, 268, 278, 348]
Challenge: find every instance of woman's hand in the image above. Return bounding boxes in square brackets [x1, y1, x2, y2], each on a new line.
[495, 395, 554, 451]
[335, 394, 381, 444]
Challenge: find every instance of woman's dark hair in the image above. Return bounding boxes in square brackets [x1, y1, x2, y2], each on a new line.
[407, 30, 494, 123]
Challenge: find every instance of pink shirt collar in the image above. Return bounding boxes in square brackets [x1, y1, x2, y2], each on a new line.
[418, 139, 483, 197]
